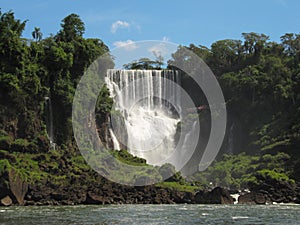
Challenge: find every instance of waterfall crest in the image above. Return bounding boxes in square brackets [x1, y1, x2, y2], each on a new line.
[105, 69, 181, 165]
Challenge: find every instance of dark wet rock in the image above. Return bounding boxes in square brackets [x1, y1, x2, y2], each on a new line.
[1, 167, 296, 206]
[238, 192, 266, 204]
[250, 180, 299, 204]
[51, 191, 68, 201]
[295, 196, 300, 204]
[195, 187, 234, 204]
[0, 180, 10, 200]
[85, 192, 108, 204]
[171, 190, 194, 204]
[24, 200, 35, 206]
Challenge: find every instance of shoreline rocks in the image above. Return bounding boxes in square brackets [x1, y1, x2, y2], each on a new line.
[1, 181, 300, 206]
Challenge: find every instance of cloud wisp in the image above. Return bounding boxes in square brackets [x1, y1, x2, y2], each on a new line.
[113, 40, 138, 51]
[111, 20, 130, 33]
[148, 37, 171, 58]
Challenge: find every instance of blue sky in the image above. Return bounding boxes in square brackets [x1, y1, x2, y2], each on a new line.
[1, 0, 300, 49]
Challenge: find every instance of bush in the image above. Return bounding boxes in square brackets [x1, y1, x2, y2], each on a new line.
[10, 139, 38, 153]
[111, 149, 147, 166]
[0, 159, 11, 176]
[189, 152, 294, 189]
[256, 169, 291, 182]
[0, 135, 13, 150]
[11, 139, 29, 152]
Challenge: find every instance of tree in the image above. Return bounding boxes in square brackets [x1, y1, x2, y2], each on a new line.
[0, 10, 28, 73]
[58, 14, 85, 42]
[32, 27, 42, 42]
[188, 44, 211, 61]
[280, 33, 300, 65]
[210, 39, 243, 75]
[0, 10, 27, 38]
[242, 32, 269, 55]
[123, 58, 163, 70]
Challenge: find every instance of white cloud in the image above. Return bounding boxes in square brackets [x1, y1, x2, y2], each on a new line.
[111, 20, 130, 33]
[113, 40, 138, 51]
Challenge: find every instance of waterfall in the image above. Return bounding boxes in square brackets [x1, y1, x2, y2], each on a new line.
[109, 128, 121, 150]
[105, 69, 181, 165]
[44, 97, 55, 149]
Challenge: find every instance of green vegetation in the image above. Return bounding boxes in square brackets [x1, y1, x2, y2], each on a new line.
[110, 149, 147, 166]
[170, 32, 300, 188]
[0, 9, 114, 193]
[189, 152, 294, 190]
[156, 182, 200, 193]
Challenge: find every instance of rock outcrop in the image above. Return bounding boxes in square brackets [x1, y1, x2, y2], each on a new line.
[8, 169, 28, 205]
[250, 180, 300, 204]
[238, 192, 266, 204]
[195, 187, 234, 204]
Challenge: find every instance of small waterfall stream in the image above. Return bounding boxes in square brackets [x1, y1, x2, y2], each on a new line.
[109, 128, 121, 150]
[44, 97, 55, 149]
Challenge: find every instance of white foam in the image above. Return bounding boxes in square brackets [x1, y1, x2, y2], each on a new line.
[232, 216, 249, 220]
[230, 193, 240, 204]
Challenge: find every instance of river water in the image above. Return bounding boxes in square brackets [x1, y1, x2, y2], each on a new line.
[1, 204, 299, 224]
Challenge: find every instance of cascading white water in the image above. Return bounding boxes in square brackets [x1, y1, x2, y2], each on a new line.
[105, 69, 181, 165]
[109, 128, 121, 150]
[44, 97, 55, 149]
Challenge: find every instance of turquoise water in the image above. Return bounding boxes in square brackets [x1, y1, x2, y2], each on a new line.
[0, 204, 299, 224]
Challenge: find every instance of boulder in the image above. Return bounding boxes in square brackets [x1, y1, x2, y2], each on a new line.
[195, 187, 234, 204]
[0, 195, 12, 206]
[238, 192, 266, 204]
[85, 192, 111, 204]
[8, 169, 28, 205]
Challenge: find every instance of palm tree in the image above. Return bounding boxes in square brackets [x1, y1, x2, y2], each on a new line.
[32, 27, 42, 42]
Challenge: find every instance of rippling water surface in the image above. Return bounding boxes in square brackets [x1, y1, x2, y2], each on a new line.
[0, 204, 299, 224]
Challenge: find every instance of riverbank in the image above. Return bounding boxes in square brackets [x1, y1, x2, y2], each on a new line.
[1, 179, 300, 206]
[1, 148, 300, 207]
